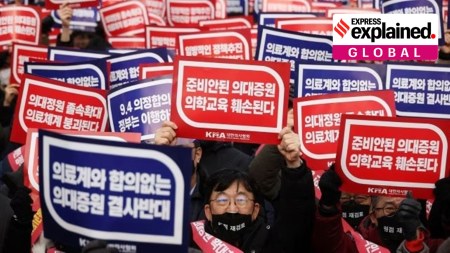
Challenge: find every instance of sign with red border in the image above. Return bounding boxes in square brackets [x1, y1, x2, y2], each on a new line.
[10, 74, 108, 144]
[0, 6, 41, 46]
[178, 29, 252, 60]
[335, 115, 450, 199]
[171, 57, 289, 144]
[100, 1, 149, 37]
[10, 43, 48, 86]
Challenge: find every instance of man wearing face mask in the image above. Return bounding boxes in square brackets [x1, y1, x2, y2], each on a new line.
[190, 127, 315, 253]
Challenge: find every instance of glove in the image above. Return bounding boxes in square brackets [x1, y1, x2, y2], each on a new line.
[397, 193, 423, 241]
[10, 186, 34, 224]
[318, 164, 342, 207]
[2, 165, 24, 197]
[82, 240, 119, 253]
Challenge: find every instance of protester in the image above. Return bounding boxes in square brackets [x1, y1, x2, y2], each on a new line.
[41, 3, 111, 50]
[0, 166, 33, 253]
[190, 126, 315, 252]
[154, 121, 206, 221]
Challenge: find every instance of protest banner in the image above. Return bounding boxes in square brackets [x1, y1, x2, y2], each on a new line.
[139, 62, 174, 80]
[294, 90, 396, 171]
[25, 58, 108, 90]
[141, 0, 165, 20]
[178, 29, 252, 60]
[335, 115, 450, 199]
[171, 57, 289, 144]
[10, 43, 48, 85]
[10, 74, 108, 144]
[0, 5, 41, 47]
[108, 78, 172, 141]
[24, 128, 141, 206]
[6, 146, 26, 172]
[107, 48, 169, 89]
[386, 63, 450, 119]
[297, 62, 385, 97]
[51, 7, 99, 32]
[225, 0, 249, 15]
[39, 130, 191, 252]
[166, 0, 215, 27]
[100, 1, 149, 36]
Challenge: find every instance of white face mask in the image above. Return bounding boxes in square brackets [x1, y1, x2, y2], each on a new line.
[0, 68, 10, 86]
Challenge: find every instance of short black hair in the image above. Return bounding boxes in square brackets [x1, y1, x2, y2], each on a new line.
[204, 168, 262, 206]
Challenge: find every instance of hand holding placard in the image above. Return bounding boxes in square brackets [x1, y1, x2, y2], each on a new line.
[277, 126, 302, 168]
[154, 121, 178, 146]
[397, 192, 424, 241]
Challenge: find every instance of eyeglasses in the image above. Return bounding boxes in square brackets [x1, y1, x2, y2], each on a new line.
[210, 194, 254, 208]
[374, 204, 398, 216]
[340, 195, 370, 204]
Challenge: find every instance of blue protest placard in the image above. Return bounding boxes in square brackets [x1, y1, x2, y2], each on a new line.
[48, 47, 112, 63]
[25, 59, 108, 90]
[108, 78, 172, 141]
[381, 0, 444, 45]
[39, 130, 191, 253]
[227, 0, 248, 15]
[107, 48, 169, 90]
[256, 26, 333, 97]
[386, 63, 450, 119]
[51, 7, 100, 32]
[297, 62, 385, 97]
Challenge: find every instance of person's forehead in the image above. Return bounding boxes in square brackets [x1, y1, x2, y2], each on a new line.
[213, 181, 252, 195]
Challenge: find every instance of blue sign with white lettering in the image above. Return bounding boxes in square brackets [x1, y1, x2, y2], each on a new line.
[107, 48, 169, 90]
[227, 0, 248, 15]
[297, 62, 386, 98]
[256, 26, 333, 98]
[25, 59, 108, 90]
[381, 0, 444, 45]
[48, 47, 112, 63]
[39, 130, 191, 253]
[51, 8, 100, 32]
[386, 63, 450, 119]
[108, 78, 172, 141]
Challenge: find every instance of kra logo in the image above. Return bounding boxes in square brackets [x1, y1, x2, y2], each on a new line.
[334, 19, 350, 38]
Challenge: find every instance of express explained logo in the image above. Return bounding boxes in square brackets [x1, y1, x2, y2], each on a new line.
[333, 18, 435, 42]
[334, 19, 350, 38]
